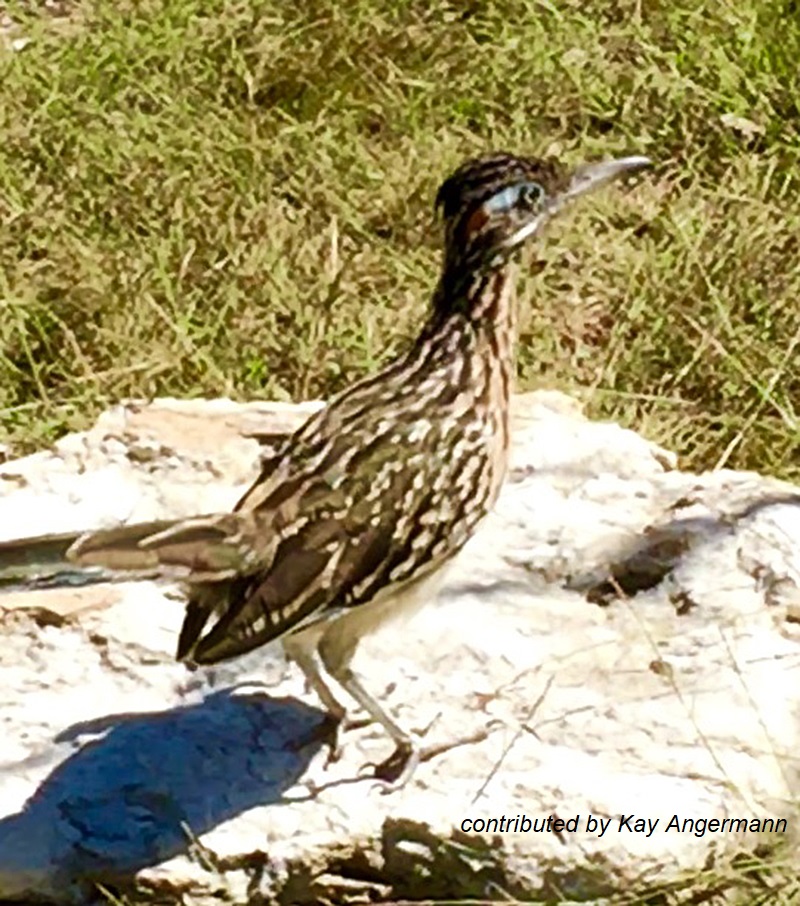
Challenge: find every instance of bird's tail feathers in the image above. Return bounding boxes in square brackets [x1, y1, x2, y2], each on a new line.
[67, 514, 252, 581]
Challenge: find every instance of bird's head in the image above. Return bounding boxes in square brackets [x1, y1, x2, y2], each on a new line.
[435, 152, 651, 273]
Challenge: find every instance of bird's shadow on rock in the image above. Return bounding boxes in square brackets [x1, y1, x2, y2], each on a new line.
[0, 688, 326, 888]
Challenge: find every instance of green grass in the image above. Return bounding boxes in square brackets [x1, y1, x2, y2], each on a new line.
[0, 0, 798, 475]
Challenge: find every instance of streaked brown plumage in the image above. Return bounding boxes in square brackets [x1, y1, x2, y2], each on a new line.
[52, 152, 649, 788]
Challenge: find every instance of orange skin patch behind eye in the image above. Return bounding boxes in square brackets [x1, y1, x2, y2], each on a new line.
[461, 204, 490, 243]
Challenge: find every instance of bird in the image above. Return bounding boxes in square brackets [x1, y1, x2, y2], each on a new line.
[6, 151, 650, 790]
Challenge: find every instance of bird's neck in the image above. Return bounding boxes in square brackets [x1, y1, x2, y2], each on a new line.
[424, 260, 519, 370]
[409, 260, 518, 469]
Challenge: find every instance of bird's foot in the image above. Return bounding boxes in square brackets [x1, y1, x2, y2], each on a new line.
[359, 715, 438, 793]
[366, 739, 420, 794]
[320, 714, 375, 767]
[363, 725, 496, 794]
[288, 712, 373, 766]
[341, 714, 374, 733]
[287, 711, 342, 760]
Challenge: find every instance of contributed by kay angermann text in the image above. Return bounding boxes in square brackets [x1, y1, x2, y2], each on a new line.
[459, 813, 787, 839]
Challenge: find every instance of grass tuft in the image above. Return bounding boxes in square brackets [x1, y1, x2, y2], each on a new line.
[0, 0, 797, 480]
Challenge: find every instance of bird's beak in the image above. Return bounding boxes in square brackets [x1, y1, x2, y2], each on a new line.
[562, 155, 652, 203]
[503, 154, 651, 250]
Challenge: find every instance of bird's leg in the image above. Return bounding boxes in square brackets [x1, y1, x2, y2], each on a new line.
[282, 634, 348, 762]
[313, 606, 425, 792]
[333, 666, 420, 791]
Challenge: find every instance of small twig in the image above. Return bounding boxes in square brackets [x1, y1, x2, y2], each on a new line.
[471, 675, 554, 805]
[419, 725, 493, 763]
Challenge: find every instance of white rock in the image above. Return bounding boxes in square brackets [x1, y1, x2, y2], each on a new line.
[0, 392, 796, 903]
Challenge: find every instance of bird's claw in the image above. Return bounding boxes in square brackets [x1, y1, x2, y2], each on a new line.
[362, 725, 496, 793]
[288, 712, 374, 766]
[359, 740, 420, 793]
[287, 711, 342, 760]
[322, 715, 376, 765]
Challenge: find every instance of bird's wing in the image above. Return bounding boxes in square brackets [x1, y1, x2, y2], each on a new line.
[68, 340, 471, 582]
[182, 407, 490, 664]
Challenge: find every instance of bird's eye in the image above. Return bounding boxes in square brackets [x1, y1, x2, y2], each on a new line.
[518, 181, 544, 209]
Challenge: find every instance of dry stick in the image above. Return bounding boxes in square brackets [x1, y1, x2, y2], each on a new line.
[470, 675, 554, 806]
[605, 574, 760, 814]
[717, 626, 794, 796]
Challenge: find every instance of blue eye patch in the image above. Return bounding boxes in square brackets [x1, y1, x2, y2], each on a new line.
[483, 181, 544, 213]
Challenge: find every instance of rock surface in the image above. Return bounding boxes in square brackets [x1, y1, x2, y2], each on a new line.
[0, 391, 798, 903]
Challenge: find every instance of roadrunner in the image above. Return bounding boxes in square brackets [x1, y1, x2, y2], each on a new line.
[9, 152, 650, 788]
